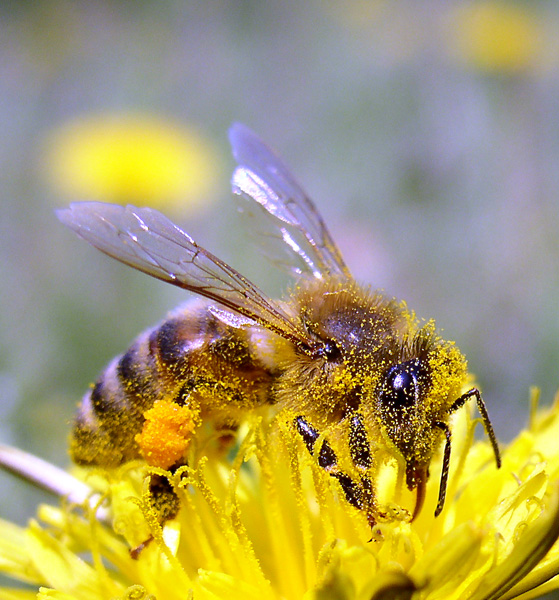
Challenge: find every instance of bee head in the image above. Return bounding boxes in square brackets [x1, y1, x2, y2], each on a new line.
[375, 358, 432, 454]
[371, 334, 467, 468]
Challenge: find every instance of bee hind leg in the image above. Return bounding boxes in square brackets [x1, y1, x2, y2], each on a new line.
[147, 472, 181, 523]
[129, 470, 182, 559]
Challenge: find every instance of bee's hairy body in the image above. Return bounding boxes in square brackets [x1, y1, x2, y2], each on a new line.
[72, 297, 274, 467]
[60, 123, 500, 534]
[72, 277, 468, 523]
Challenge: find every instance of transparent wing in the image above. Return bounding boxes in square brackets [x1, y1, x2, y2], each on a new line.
[229, 123, 351, 281]
[57, 202, 315, 350]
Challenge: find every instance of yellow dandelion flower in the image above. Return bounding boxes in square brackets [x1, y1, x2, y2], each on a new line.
[44, 114, 219, 212]
[448, 2, 542, 73]
[1, 390, 559, 599]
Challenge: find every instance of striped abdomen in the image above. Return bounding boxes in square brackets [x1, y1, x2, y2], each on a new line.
[71, 300, 274, 467]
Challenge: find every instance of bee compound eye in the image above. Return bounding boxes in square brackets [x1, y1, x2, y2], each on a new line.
[382, 364, 418, 408]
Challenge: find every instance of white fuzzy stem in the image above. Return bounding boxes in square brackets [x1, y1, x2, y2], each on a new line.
[0, 443, 110, 524]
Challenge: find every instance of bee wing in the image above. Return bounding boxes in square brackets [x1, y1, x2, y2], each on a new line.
[229, 123, 351, 281]
[57, 202, 315, 350]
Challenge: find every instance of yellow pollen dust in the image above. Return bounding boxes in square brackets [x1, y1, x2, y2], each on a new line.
[135, 400, 199, 469]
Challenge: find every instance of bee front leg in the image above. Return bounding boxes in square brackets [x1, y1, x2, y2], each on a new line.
[449, 388, 501, 469]
[294, 416, 337, 471]
[294, 416, 377, 525]
[428, 388, 501, 520]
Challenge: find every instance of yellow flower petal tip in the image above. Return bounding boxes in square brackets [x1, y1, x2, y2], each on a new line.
[2, 394, 559, 599]
[43, 113, 220, 211]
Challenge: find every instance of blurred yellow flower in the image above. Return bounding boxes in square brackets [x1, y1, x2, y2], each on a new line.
[2, 390, 559, 599]
[44, 114, 219, 212]
[449, 2, 542, 73]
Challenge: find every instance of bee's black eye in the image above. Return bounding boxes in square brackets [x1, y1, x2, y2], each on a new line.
[381, 363, 419, 408]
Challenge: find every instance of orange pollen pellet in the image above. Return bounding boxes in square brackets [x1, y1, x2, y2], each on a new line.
[135, 400, 200, 469]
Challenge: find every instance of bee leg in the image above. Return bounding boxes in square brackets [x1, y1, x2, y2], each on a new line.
[129, 537, 153, 560]
[348, 413, 372, 471]
[347, 413, 381, 526]
[432, 421, 452, 517]
[294, 416, 374, 522]
[147, 471, 181, 523]
[129, 470, 182, 559]
[294, 416, 337, 471]
[449, 388, 501, 469]
[330, 471, 366, 510]
[129, 470, 183, 559]
[430, 389, 501, 520]
[129, 477, 181, 559]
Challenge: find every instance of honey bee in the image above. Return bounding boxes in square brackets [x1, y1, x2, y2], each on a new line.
[58, 123, 501, 530]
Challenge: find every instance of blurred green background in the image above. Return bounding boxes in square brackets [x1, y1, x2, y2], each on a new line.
[2, 0, 559, 528]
